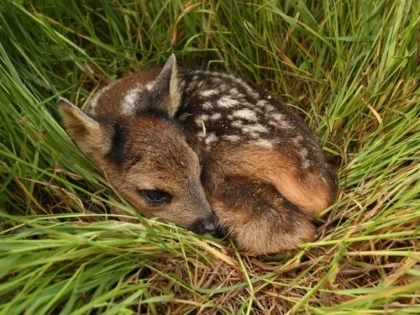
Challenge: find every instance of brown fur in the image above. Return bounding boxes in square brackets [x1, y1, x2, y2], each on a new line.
[213, 145, 336, 216]
[58, 54, 338, 255]
[200, 144, 336, 254]
[206, 177, 316, 255]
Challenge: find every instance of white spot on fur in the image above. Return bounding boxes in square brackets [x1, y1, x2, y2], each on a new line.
[223, 135, 241, 142]
[231, 120, 243, 128]
[269, 113, 291, 129]
[293, 135, 304, 145]
[229, 88, 240, 97]
[210, 113, 222, 120]
[302, 159, 311, 170]
[122, 84, 142, 114]
[145, 82, 154, 91]
[272, 113, 285, 122]
[264, 104, 276, 112]
[219, 84, 227, 91]
[257, 100, 269, 107]
[233, 109, 258, 121]
[218, 96, 238, 108]
[230, 76, 259, 99]
[248, 132, 261, 139]
[195, 114, 209, 127]
[201, 89, 219, 97]
[178, 80, 186, 90]
[178, 112, 191, 122]
[87, 84, 114, 116]
[252, 140, 274, 149]
[203, 102, 213, 110]
[196, 132, 206, 139]
[205, 133, 218, 145]
[242, 124, 268, 134]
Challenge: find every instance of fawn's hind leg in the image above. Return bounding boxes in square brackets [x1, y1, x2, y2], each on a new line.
[206, 176, 317, 256]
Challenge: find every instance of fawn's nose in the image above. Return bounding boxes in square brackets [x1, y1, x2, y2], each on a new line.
[190, 215, 221, 237]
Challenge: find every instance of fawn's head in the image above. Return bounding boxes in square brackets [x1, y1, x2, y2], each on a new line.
[58, 55, 219, 236]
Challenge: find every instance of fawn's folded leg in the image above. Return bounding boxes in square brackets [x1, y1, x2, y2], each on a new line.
[206, 176, 317, 256]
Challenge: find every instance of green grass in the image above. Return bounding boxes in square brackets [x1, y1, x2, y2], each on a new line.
[1, 0, 419, 314]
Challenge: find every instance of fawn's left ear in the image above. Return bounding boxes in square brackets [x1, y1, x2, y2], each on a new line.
[136, 54, 181, 117]
[57, 98, 110, 156]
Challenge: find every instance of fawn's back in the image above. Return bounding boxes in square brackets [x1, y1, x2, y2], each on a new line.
[59, 55, 337, 255]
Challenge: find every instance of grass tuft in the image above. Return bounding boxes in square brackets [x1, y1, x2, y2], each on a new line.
[1, 0, 419, 313]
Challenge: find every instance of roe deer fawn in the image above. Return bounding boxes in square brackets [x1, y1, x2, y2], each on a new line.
[58, 54, 337, 255]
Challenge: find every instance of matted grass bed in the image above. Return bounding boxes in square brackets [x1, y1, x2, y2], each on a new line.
[1, 1, 419, 314]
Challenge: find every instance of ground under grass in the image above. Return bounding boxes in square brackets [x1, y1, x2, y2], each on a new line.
[0, 1, 419, 314]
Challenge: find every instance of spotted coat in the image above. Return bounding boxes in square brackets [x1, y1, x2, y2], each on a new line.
[71, 55, 338, 255]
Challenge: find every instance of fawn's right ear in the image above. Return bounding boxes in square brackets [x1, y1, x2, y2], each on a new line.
[57, 98, 109, 156]
[137, 54, 181, 117]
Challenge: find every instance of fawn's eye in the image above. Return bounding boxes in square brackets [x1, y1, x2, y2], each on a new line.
[139, 189, 172, 206]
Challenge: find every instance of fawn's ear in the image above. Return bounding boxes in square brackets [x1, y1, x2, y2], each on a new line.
[137, 54, 181, 117]
[57, 98, 110, 156]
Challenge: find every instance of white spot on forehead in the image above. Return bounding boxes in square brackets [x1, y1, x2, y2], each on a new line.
[210, 112, 222, 121]
[217, 96, 239, 108]
[252, 139, 274, 149]
[233, 109, 258, 121]
[204, 133, 218, 145]
[242, 124, 268, 134]
[122, 84, 143, 115]
[223, 135, 241, 142]
[201, 89, 219, 97]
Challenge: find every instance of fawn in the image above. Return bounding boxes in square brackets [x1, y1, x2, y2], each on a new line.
[58, 55, 337, 255]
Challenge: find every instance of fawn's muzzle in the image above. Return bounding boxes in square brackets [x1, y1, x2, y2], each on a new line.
[190, 215, 222, 237]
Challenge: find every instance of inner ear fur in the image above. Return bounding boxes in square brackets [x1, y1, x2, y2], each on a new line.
[57, 98, 110, 156]
[137, 54, 181, 117]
